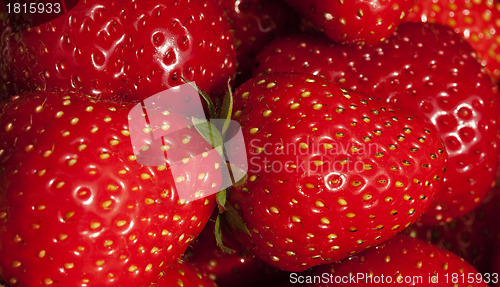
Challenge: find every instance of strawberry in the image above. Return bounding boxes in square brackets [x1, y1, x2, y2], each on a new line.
[254, 22, 500, 225]
[304, 235, 490, 287]
[405, 184, 500, 274]
[0, 0, 236, 102]
[283, 0, 416, 45]
[185, 212, 288, 287]
[217, 0, 297, 83]
[406, 0, 500, 81]
[228, 72, 447, 272]
[150, 259, 216, 287]
[0, 91, 221, 286]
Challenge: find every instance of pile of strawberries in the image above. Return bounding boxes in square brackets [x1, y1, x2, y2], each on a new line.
[1, 0, 500, 286]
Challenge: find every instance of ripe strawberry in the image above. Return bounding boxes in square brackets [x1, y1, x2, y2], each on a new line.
[0, 0, 236, 101]
[150, 260, 216, 287]
[185, 212, 288, 287]
[0, 91, 221, 286]
[406, 0, 500, 81]
[304, 235, 489, 287]
[217, 0, 297, 83]
[254, 22, 500, 225]
[283, 0, 415, 45]
[405, 183, 500, 274]
[228, 72, 447, 272]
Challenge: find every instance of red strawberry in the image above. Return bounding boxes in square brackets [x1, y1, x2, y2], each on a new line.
[0, 91, 221, 286]
[217, 0, 297, 83]
[150, 260, 216, 287]
[185, 212, 288, 287]
[405, 183, 500, 274]
[254, 22, 500, 225]
[0, 0, 236, 101]
[304, 235, 489, 287]
[228, 72, 447, 272]
[406, 0, 500, 81]
[283, 0, 416, 45]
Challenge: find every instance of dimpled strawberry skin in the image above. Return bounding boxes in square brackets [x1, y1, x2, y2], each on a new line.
[0, 0, 236, 102]
[306, 235, 489, 287]
[254, 22, 500, 224]
[228, 72, 447, 272]
[0, 91, 220, 286]
[150, 260, 216, 287]
[406, 0, 500, 81]
[284, 0, 415, 45]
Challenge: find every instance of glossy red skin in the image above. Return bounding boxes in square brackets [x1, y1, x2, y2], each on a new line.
[0, 0, 236, 101]
[284, 0, 415, 45]
[306, 235, 489, 287]
[0, 91, 220, 286]
[217, 0, 297, 83]
[406, 0, 500, 81]
[185, 213, 289, 287]
[150, 260, 216, 287]
[229, 72, 447, 272]
[254, 22, 500, 225]
[405, 184, 500, 274]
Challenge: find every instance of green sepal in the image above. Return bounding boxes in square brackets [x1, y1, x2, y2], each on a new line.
[191, 117, 224, 158]
[224, 203, 251, 236]
[218, 80, 234, 135]
[216, 189, 227, 212]
[215, 213, 236, 254]
[181, 76, 216, 118]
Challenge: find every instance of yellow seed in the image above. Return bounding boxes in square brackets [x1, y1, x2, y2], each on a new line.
[90, 222, 101, 229]
[338, 198, 347, 206]
[305, 183, 315, 189]
[313, 104, 323, 110]
[269, 206, 279, 214]
[96, 260, 105, 266]
[301, 91, 311, 97]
